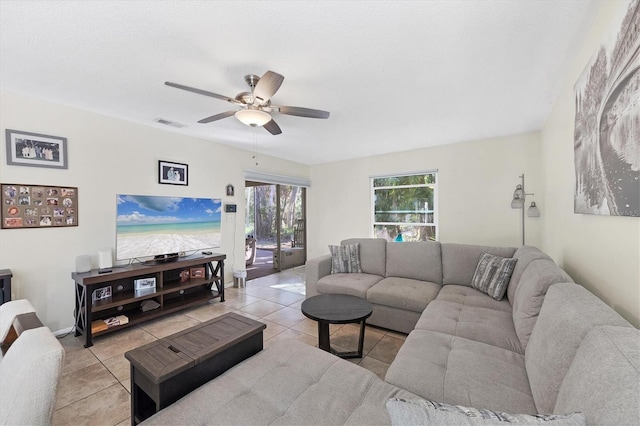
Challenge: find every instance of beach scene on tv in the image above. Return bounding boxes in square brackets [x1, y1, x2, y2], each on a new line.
[116, 194, 222, 260]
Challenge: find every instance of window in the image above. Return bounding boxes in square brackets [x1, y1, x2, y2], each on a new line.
[372, 172, 437, 242]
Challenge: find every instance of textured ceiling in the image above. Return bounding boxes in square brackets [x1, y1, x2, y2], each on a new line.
[0, 0, 600, 165]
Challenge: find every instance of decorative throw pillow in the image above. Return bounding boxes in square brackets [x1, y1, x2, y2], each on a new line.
[471, 252, 518, 301]
[386, 399, 586, 425]
[328, 243, 362, 274]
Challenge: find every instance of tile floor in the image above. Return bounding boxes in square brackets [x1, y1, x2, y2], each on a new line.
[52, 267, 407, 425]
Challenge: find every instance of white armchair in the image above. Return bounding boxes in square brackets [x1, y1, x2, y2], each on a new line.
[0, 301, 65, 425]
[0, 299, 35, 343]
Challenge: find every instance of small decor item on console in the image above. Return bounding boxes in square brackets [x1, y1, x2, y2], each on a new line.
[134, 277, 156, 297]
[91, 315, 129, 333]
[180, 270, 190, 283]
[190, 267, 205, 279]
[140, 299, 160, 312]
[92, 286, 112, 302]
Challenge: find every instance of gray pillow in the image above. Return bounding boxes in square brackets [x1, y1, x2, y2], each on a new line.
[471, 253, 517, 300]
[328, 243, 362, 273]
[386, 398, 586, 425]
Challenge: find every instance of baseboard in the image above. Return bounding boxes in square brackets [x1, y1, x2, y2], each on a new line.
[53, 326, 74, 337]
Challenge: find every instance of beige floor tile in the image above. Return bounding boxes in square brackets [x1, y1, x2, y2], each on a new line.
[264, 291, 306, 306]
[288, 299, 304, 309]
[102, 353, 130, 382]
[243, 286, 284, 299]
[121, 378, 131, 393]
[383, 329, 408, 341]
[61, 346, 100, 376]
[220, 292, 263, 309]
[367, 335, 405, 364]
[262, 306, 306, 328]
[55, 362, 118, 410]
[329, 324, 385, 356]
[358, 356, 391, 380]
[58, 334, 89, 353]
[259, 319, 289, 340]
[115, 418, 131, 426]
[264, 328, 318, 349]
[183, 301, 235, 322]
[137, 313, 201, 338]
[291, 317, 320, 337]
[232, 310, 261, 321]
[88, 327, 157, 361]
[239, 300, 286, 318]
[291, 318, 344, 338]
[52, 384, 130, 426]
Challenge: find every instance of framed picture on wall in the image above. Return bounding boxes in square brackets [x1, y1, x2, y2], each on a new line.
[5, 129, 68, 169]
[158, 160, 188, 186]
[1, 183, 78, 229]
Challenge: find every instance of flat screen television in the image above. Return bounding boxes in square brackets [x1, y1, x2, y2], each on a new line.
[116, 194, 222, 261]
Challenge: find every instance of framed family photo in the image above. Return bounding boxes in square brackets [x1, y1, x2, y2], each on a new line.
[5, 129, 68, 169]
[158, 160, 188, 186]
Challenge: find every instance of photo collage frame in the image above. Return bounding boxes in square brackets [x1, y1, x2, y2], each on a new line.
[1, 183, 78, 229]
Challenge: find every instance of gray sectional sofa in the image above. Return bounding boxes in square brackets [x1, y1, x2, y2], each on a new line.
[143, 239, 639, 425]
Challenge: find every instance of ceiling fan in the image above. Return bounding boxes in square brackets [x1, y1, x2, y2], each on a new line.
[165, 70, 330, 135]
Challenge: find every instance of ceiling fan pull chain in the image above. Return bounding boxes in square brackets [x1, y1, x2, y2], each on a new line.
[253, 129, 259, 166]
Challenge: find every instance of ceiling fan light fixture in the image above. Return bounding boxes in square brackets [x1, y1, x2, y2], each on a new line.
[235, 108, 271, 127]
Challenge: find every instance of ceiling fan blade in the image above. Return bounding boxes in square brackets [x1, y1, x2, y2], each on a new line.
[263, 119, 282, 135]
[276, 105, 330, 119]
[165, 81, 237, 103]
[198, 110, 236, 123]
[253, 71, 284, 104]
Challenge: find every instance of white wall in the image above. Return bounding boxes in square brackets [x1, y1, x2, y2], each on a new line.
[307, 132, 543, 259]
[540, 0, 639, 327]
[0, 91, 309, 332]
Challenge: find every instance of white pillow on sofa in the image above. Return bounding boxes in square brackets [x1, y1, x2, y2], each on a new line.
[386, 398, 586, 425]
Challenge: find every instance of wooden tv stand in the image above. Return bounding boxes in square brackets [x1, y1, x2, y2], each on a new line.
[72, 254, 225, 348]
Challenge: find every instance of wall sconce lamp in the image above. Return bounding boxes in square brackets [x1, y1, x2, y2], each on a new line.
[511, 174, 540, 245]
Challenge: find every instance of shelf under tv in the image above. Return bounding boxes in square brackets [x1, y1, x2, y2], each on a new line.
[72, 253, 226, 348]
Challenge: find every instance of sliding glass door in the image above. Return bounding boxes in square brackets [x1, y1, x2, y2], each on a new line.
[245, 182, 306, 276]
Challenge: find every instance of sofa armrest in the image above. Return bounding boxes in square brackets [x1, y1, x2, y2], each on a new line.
[305, 255, 332, 297]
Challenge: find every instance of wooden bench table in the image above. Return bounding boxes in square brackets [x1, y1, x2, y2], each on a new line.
[125, 312, 266, 424]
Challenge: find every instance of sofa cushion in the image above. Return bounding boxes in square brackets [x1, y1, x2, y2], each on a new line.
[142, 339, 417, 425]
[0, 327, 65, 426]
[554, 326, 640, 425]
[386, 330, 537, 414]
[442, 243, 516, 286]
[507, 246, 552, 305]
[386, 398, 586, 426]
[385, 241, 442, 284]
[367, 277, 440, 313]
[329, 244, 362, 274]
[415, 300, 523, 354]
[525, 283, 632, 414]
[367, 304, 422, 335]
[511, 259, 573, 350]
[470, 253, 517, 300]
[435, 285, 512, 313]
[342, 238, 387, 276]
[317, 273, 383, 299]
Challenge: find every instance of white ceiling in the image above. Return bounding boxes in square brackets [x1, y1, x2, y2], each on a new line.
[0, 1, 599, 165]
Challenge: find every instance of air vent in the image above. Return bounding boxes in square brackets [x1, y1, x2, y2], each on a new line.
[154, 118, 186, 128]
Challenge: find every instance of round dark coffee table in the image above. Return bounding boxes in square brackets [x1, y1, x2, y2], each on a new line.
[301, 294, 373, 359]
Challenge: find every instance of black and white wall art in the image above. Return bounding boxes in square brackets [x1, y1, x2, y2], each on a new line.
[574, 0, 639, 217]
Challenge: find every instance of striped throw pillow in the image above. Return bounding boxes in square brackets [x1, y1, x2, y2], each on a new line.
[470, 252, 517, 300]
[329, 243, 362, 274]
[386, 398, 586, 425]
